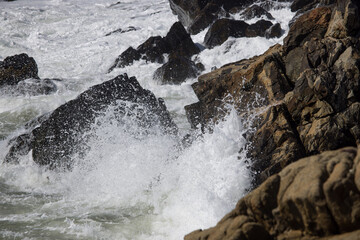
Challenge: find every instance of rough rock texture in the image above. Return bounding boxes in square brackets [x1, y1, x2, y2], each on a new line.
[185, 147, 360, 240]
[5, 74, 178, 169]
[241, 5, 274, 20]
[109, 22, 199, 71]
[0, 53, 39, 86]
[153, 54, 202, 84]
[169, 0, 256, 34]
[185, 0, 360, 186]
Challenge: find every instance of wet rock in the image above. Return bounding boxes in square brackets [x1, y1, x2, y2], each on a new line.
[0, 53, 39, 86]
[185, 44, 292, 127]
[109, 22, 199, 71]
[204, 19, 274, 48]
[265, 23, 283, 38]
[245, 19, 273, 37]
[153, 54, 202, 84]
[241, 5, 274, 20]
[5, 74, 178, 169]
[169, 0, 257, 34]
[105, 26, 138, 36]
[185, 147, 360, 240]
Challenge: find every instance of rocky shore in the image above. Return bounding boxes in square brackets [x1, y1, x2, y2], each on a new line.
[1, 0, 360, 239]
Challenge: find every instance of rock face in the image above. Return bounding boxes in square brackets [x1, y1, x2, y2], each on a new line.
[204, 19, 274, 48]
[185, 0, 360, 186]
[185, 147, 360, 240]
[0, 53, 39, 86]
[5, 74, 178, 169]
[109, 22, 199, 71]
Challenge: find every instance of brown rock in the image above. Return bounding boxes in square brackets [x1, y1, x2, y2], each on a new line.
[284, 7, 332, 53]
[185, 147, 360, 240]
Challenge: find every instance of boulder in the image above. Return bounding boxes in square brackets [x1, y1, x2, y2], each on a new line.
[204, 19, 274, 48]
[169, 0, 258, 34]
[109, 22, 199, 71]
[153, 54, 202, 84]
[265, 23, 283, 38]
[241, 5, 274, 20]
[0, 53, 39, 86]
[5, 74, 178, 169]
[185, 147, 360, 240]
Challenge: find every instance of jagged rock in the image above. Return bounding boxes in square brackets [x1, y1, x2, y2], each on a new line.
[5, 74, 178, 169]
[283, 6, 332, 53]
[185, 147, 360, 240]
[154, 54, 202, 84]
[185, 44, 292, 128]
[204, 19, 274, 48]
[241, 5, 274, 20]
[169, 0, 257, 34]
[109, 22, 199, 71]
[0, 53, 39, 86]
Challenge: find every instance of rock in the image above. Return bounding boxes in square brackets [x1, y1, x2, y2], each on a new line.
[204, 19, 274, 48]
[0, 53, 39, 86]
[265, 23, 283, 38]
[245, 19, 273, 38]
[283, 6, 332, 53]
[153, 54, 202, 84]
[241, 5, 274, 20]
[185, 147, 360, 240]
[185, 44, 292, 128]
[105, 26, 137, 36]
[326, 0, 360, 38]
[109, 22, 199, 71]
[169, 0, 257, 34]
[5, 74, 178, 169]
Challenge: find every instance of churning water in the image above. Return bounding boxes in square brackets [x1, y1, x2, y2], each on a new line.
[0, 0, 294, 239]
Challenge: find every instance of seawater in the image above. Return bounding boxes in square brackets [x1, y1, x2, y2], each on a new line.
[0, 0, 294, 239]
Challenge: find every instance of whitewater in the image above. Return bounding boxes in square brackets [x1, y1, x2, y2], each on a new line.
[0, 0, 294, 239]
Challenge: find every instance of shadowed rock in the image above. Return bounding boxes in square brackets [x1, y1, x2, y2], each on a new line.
[109, 22, 199, 71]
[0, 53, 39, 86]
[5, 74, 178, 169]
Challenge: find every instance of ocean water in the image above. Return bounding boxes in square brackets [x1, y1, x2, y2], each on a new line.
[0, 0, 294, 239]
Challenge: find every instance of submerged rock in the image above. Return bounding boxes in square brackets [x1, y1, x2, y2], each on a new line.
[0, 53, 39, 86]
[5, 74, 178, 169]
[109, 21, 199, 71]
[185, 147, 360, 240]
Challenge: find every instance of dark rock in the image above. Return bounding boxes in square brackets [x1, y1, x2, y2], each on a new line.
[185, 147, 360, 240]
[204, 19, 249, 48]
[105, 26, 137, 36]
[169, 0, 257, 35]
[241, 5, 274, 20]
[245, 19, 273, 37]
[5, 74, 178, 169]
[265, 23, 283, 38]
[204, 18, 274, 48]
[0, 53, 39, 86]
[154, 54, 201, 84]
[109, 22, 199, 71]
